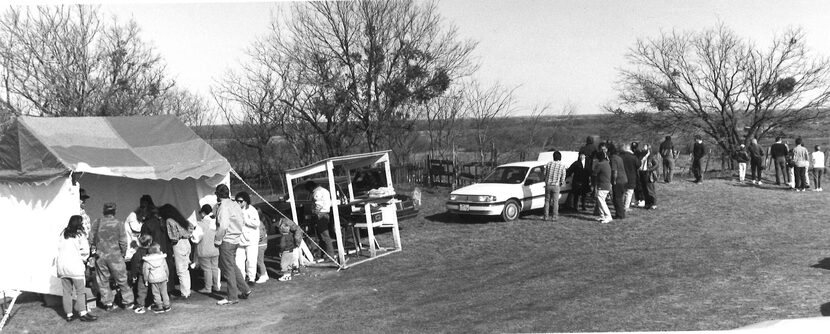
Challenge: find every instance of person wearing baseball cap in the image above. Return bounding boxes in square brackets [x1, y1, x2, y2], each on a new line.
[89, 202, 137, 311]
[79, 188, 91, 236]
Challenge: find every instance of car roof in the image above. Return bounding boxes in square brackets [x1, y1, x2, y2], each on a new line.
[497, 161, 547, 168]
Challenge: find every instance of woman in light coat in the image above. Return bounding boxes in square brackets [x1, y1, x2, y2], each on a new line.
[56, 215, 98, 322]
[234, 191, 261, 283]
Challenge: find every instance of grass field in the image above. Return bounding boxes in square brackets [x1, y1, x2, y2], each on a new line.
[5, 172, 830, 333]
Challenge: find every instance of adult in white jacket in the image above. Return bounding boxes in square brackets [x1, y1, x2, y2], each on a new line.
[234, 191, 260, 283]
[56, 215, 98, 322]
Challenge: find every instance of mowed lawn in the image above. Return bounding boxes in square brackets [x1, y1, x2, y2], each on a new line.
[6, 175, 830, 333]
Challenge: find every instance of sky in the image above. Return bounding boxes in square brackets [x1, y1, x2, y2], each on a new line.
[76, 0, 830, 115]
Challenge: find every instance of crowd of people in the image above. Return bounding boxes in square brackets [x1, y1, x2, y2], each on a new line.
[734, 136, 825, 191]
[51, 134, 826, 324]
[55, 184, 304, 322]
[542, 136, 665, 224]
[540, 134, 828, 224]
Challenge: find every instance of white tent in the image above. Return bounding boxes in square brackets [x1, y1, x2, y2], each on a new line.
[0, 116, 230, 296]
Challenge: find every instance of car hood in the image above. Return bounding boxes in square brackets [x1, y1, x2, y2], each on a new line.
[451, 183, 518, 196]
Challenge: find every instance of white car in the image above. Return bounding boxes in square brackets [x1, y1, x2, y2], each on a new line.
[445, 151, 578, 222]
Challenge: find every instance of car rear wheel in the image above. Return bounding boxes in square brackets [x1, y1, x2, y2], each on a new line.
[501, 199, 520, 222]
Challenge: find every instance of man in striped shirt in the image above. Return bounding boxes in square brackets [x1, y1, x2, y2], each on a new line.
[544, 151, 568, 221]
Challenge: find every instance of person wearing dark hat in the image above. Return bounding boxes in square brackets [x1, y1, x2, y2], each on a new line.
[78, 188, 99, 297]
[690, 135, 706, 183]
[89, 202, 137, 311]
[79, 188, 91, 237]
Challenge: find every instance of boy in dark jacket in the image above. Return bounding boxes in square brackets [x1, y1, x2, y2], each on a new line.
[130, 234, 153, 314]
[734, 144, 750, 183]
[277, 218, 303, 281]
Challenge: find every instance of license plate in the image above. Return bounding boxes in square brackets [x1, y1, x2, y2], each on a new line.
[459, 204, 470, 211]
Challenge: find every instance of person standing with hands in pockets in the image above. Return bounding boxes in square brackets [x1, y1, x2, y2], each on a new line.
[543, 151, 567, 221]
[691, 135, 706, 183]
[213, 184, 252, 306]
[747, 138, 765, 185]
[658, 136, 678, 183]
[811, 145, 825, 191]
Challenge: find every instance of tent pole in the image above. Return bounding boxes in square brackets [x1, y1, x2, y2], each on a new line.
[383, 152, 393, 188]
[326, 161, 347, 266]
[345, 169, 354, 202]
[0, 290, 20, 331]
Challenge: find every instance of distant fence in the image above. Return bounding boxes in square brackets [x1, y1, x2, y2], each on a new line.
[390, 155, 499, 189]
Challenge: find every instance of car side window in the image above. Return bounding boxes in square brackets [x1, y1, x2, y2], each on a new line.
[525, 167, 544, 184]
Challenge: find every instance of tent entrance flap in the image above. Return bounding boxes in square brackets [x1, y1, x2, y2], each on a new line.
[284, 151, 401, 268]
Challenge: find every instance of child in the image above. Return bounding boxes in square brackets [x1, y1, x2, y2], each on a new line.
[56, 215, 98, 322]
[193, 204, 221, 294]
[278, 218, 303, 281]
[142, 242, 171, 313]
[130, 234, 153, 314]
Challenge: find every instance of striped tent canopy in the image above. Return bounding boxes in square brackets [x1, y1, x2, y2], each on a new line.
[0, 115, 230, 183]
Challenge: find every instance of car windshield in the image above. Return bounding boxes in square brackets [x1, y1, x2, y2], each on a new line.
[286, 181, 345, 202]
[481, 166, 528, 184]
[352, 169, 388, 194]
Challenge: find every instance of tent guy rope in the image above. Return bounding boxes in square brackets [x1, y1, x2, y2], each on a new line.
[228, 168, 343, 269]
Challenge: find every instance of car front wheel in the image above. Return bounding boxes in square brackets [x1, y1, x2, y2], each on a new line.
[501, 199, 520, 222]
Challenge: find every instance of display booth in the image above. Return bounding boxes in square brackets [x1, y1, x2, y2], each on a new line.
[284, 151, 402, 269]
[0, 116, 230, 297]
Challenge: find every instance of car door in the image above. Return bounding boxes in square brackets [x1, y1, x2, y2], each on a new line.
[524, 166, 547, 210]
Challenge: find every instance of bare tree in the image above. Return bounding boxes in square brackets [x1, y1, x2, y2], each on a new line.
[0, 5, 178, 119]
[610, 25, 830, 153]
[422, 86, 467, 161]
[524, 102, 576, 151]
[262, 15, 361, 158]
[266, 0, 477, 154]
[523, 103, 553, 153]
[97, 18, 172, 116]
[158, 88, 214, 128]
[466, 81, 517, 164]
[212, 57, 287, 193]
